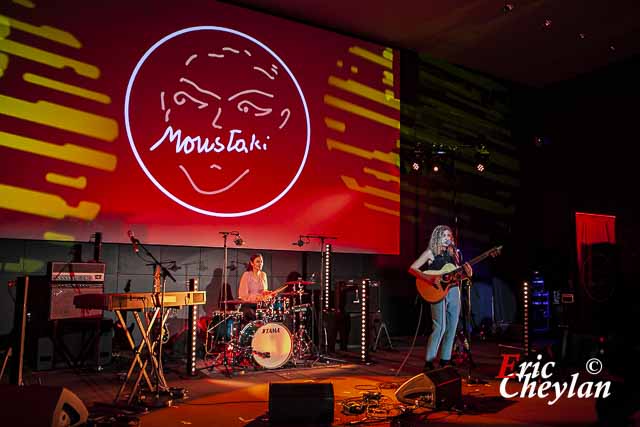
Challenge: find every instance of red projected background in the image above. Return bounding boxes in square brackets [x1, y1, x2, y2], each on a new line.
[0, 0, 401, 254]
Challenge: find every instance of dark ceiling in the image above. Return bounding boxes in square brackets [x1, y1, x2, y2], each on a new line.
[227, 0, 640, 87]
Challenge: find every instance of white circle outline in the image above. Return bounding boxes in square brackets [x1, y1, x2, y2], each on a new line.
[585, 358, 602, 375]
[124, 26, 311, 218]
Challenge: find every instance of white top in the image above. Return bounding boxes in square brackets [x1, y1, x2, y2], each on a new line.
[238, 271, 268, 302]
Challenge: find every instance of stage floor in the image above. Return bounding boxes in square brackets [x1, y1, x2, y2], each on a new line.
[15, 339, 609, 426]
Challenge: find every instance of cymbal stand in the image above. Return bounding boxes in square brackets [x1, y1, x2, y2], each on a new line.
[131, 236, 177, 406]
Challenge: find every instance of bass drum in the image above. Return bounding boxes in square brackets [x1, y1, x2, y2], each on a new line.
[239, 321, 292, 369]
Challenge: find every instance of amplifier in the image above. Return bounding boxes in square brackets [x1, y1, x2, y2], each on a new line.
[50, 284, 103, 320]
[337, 280, 380, 313]
[47, 262, 105, 283]
[27, 276, 103, 322]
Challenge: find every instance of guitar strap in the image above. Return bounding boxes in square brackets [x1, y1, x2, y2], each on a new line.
[453, 249, 461, 265]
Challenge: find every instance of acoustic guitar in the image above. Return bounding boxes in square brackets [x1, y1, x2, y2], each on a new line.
[415, 246, 502, 303]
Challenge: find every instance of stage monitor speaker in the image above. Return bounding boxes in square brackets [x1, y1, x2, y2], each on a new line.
[0, 385, 88, 427]
[269, 382, 334, 425]
[395, 367, 461, 410]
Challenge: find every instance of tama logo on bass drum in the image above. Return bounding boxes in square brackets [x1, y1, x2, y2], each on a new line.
[262, 327, 281, 334]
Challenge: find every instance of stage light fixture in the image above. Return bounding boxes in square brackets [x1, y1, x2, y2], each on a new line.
[360, 279, 370, 363]
[429, 144, 450, 174]
[475, 145, 490, 173]
[323, 244, 332, 312]
[523, 281, 530, 357]
[187, 278, 198, 376]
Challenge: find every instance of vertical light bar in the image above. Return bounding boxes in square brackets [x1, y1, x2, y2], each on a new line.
[360, 279, 370, 363]
[523, 281, 530, 357]
[187, 278, 198, 376]
[323, 244, 332, 311]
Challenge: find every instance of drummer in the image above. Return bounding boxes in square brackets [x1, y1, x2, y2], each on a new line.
[238, 253, 274, 320]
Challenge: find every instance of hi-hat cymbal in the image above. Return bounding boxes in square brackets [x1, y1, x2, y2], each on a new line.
[283, 280, 315, 285]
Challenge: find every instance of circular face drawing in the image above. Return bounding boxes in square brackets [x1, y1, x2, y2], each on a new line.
[125, 26, 310, 217]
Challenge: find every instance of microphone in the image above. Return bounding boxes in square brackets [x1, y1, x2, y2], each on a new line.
[234, 236, 245, 246]
[127, 230, 139, 253]
[292, 238, 304, 247]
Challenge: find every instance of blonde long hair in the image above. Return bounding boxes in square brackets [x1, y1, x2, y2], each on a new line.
[427, 225, 452, 256]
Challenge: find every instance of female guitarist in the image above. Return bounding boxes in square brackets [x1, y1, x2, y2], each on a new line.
[409, 225, 472, 372]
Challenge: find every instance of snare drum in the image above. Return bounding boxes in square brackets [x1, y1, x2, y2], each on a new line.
[239, 321, 293, 369]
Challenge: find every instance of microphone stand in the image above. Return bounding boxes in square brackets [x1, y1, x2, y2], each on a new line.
[133, 237, 177, 407]
[451, 242, 487, 385]
[216, 231, 239, 377]
[300, 235, 345, 365]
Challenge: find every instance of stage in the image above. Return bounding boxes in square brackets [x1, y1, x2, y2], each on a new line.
[17, 338, 618, 427]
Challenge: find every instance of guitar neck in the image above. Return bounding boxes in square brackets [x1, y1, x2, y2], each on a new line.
[465, 246, 502, 266]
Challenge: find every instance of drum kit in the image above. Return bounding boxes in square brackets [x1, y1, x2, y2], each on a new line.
[204, 280, 315, 371]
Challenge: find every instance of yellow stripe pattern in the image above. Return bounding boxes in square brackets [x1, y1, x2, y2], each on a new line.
[43, 232, 75, 241]
[0, 14, 81, 47]
[46, 172, 87, 189]
[0, 184, 100, 220]
[0, 131, 117, 171]
[0, 38, 98, 78]
[328, 76, 399, 110]
[0, 94, 118, 141]
[324, 94, 400, 129]
[327, 138, 399, 166]
[24, 72, 111, 104]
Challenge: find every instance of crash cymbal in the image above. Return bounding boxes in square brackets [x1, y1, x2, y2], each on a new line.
[283, 280, 315, 285]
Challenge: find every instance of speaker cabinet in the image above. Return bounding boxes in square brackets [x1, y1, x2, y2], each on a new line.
[336, 280, 380, 313]
[0, 385, 88, 427]
[269, 383, 334, 424]
[28, 321, 112, 370]
[346, 312, 381, 348]
[395, 367, 461, 410]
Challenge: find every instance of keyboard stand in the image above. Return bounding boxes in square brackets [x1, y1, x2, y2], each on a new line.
[113, 307, 170, 405]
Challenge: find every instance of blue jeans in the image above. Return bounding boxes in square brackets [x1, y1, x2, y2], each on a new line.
[425, 286, 460, 362]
